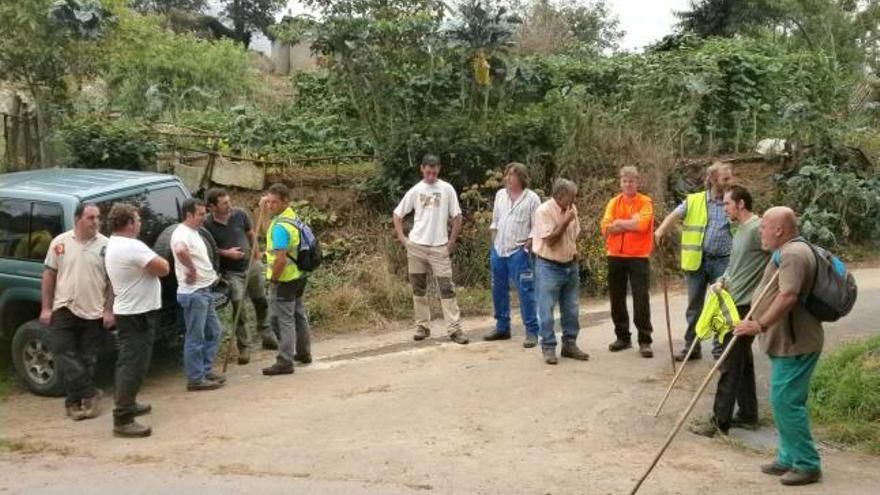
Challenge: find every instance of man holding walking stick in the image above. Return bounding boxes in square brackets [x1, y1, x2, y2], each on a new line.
[655, 162, 734, 361]
[690, 185, 767, 437]
[734, 206, 824, 486]
[205, 188, 274, 365]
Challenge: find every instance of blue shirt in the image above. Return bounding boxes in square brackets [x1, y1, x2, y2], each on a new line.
[271, 224, 290, 250]
[674, 191, 732, 257]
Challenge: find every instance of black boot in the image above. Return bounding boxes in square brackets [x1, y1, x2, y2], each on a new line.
[561, 341, 590, 361]
[262, 358, 294, 376]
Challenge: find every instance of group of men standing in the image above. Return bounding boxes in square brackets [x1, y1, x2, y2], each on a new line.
[40, 183, 312, 438]
[392, 155, 824, 486]
[40, 155, 826, 485]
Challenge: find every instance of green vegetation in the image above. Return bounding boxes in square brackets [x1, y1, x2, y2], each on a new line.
[810, 336, 880, 454]
[2, 0, 879, 327]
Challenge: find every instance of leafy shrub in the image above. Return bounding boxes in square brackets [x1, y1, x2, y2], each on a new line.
[776, 159, 880, 246]
[61, 116, 158, 170]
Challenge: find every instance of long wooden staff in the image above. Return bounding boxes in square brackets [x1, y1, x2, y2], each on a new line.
[630, 272, 778, 495]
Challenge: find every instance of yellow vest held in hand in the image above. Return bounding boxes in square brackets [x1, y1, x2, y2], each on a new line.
[266, 207, 302, 282]
[680, 191, 708, 271]
[695, 288, 740, 342]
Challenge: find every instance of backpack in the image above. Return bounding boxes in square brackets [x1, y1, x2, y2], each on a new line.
[772, 239, 857, 322]
[277, 217, 322, 272]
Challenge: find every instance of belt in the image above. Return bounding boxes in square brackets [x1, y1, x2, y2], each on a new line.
[536, 255, 576, 266]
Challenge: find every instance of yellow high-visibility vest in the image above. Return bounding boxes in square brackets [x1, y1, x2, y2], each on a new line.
[680, 191, 708, 271]
[266, 207, 302, 282]
[695, 288, 740, 342]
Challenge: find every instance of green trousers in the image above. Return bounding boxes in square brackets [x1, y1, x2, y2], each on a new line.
[769, 352, 821, 472]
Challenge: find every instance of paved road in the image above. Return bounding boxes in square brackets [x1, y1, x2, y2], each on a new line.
[2, 268, 879, 495]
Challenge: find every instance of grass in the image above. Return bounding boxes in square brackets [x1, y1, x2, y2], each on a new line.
[809, 335, 880, 454]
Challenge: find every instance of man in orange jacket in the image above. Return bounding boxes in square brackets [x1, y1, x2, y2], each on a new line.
[600, 166, 655, 357]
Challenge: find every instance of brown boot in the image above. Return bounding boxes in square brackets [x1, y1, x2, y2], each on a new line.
[760, 462, 791, 476]
[542, 347, 558, 365]
[262, 359, 294, 376]
[780, 469, 821, 486]
[113, 420, 152, 438]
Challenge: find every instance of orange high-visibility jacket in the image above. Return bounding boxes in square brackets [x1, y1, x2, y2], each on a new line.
[600, 193, 654, 258]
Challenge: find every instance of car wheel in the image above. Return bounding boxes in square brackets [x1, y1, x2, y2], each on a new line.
[11, 320, 65, 397]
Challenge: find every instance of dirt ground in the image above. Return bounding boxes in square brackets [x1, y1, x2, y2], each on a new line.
[2, 269, 880, 495]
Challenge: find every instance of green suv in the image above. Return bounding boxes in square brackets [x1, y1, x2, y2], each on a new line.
[0, 168, 191, 396]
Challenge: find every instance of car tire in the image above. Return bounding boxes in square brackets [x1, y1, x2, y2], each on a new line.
[11, 320, 65, 397]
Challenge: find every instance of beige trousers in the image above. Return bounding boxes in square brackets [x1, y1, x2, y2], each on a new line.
[406, 241, 461, 334]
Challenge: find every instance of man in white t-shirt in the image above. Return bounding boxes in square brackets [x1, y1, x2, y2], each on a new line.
[171, 198, 225, 391]
[105, 203, 169, 438]
[392, 154, 468, 344]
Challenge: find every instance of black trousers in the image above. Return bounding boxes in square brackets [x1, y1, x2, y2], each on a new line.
[51, 307, 102, 407]
[607, 257, 653, 344]
[713, 304, 758, 430]
[113, 311, 157, 426]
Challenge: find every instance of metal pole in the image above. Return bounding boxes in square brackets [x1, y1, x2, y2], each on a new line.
[630, 272, 779, 495]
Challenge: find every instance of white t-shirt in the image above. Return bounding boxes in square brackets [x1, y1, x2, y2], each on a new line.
[393, 179, 462, 246]
[170, 224, 218, 294]
[105, 235, 162, 315]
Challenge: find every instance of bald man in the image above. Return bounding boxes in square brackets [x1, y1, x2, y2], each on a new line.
[734, 207, 823, 486]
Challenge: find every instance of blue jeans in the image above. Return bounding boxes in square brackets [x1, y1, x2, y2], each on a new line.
[535, 257, 580, 349]
[683, 255, 729, 352]
[177, 288, 222, 383]
[491, 247, 539, 337]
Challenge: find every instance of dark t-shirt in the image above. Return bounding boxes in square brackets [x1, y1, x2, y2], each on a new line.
[204, 208, 253, 273]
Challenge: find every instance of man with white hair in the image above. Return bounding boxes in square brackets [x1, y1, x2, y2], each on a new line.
[531, 178, 590, 365]
[655, 162, 734, 361]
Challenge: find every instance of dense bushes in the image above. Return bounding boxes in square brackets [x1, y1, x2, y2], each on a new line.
[102, 11, 252, 117]
[776, 157, 880, 246]
[60, 116, 158, 170]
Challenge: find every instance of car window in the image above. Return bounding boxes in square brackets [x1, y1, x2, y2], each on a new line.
[96, 185, 186, 248]
[0, 200, 63, 261]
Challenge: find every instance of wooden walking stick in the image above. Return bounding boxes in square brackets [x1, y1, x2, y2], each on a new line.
[661, 255, 677, 375]
[630, 272, 779, 495]
[221, 203, 267, 373]
[653, 337, 699, 417]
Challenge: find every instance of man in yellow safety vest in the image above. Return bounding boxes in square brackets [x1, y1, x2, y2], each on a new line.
[260, 183, 311, 376]
[654, 162, 734, 361]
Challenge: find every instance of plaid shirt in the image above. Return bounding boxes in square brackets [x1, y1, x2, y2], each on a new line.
[674, 191, 732, 257]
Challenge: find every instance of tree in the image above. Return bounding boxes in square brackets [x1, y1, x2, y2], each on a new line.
[515, 0, 623, 55]
[221, 0, 285, 47]
[676, 0, 880, 72]
[0, 0, 115, 167]
[131, 0, 206, 15]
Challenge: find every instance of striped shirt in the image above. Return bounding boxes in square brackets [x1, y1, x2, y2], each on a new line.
[675, 191, 732, 257]
[490, 188, 541, 257]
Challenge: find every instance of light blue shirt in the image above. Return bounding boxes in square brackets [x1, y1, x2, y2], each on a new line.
[271, 224, 290, 250]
